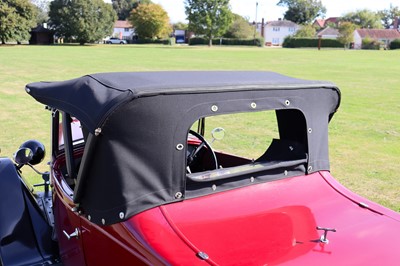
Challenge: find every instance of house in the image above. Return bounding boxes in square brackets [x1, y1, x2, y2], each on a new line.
[313, 17, 340, 29]
[317, 27, 339, 39]
[29, 24, 54, 45]
[262, 20, 299, 46]
[353, 29, 400, 49]
[174, 30, 186, 43]
[112, 20, 136, 42]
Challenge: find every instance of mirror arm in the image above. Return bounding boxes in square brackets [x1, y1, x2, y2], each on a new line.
[27, 163, 46, 175]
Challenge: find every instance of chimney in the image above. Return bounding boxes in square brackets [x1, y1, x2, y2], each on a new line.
[394, 17, 399, 30]
[261, 18, 265, 37]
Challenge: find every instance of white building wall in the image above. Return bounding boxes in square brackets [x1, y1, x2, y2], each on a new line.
[353, 31, 362, 49]
[113, 27, 136, 40]
[263, 25, 298, 46]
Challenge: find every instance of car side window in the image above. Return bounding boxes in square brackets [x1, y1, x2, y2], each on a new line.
[186, 109, 308, 182]
[187, 110, 279, 174]
[58, 113, 84, 151]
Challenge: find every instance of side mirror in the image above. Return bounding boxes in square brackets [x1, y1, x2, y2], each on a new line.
[16, 140, 46, 165]
[211, 127, 225, 143]
[14, 148, 34, 165]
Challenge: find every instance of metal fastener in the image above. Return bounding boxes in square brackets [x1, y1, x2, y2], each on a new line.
[101, 218, 106, 225]
[316, 226, 337, 244]
[211, 105, 218, 112]
[250, 102, 257, 109]
[87, 215, 91, 221]
[119, 212, 125, 219]
[212, 184, 217, 191]
[308, 128, 313, 133]
[175, 192, 183, 199]
[284, 170, 288, 176]
[197, 251, 209, 260]
[176, 143, 184, 150]
[250, 177, 255, 183]
[95, 128, 102, 136]
[285, 100, 290, 106]
[308, 166, 313, 172]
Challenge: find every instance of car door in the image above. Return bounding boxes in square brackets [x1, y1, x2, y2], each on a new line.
[53, 187, 86, 265]
[52, 112, 86, 265]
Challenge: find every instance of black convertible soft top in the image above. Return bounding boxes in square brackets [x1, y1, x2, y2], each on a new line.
[26, 71, 341, 225]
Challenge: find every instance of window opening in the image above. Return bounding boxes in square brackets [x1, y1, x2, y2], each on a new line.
[186, 109, 308, 183]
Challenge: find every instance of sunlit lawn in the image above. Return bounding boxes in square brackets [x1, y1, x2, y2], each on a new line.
[0, 44, 399, 211]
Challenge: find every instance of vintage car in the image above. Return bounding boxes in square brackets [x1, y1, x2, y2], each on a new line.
[1, 71, 399, 265]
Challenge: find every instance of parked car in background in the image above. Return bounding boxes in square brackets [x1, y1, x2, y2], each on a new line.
[105, 37, 127, 44]
[1, 71, 400, 265]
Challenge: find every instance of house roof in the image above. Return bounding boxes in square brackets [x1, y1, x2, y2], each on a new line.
[114, 20, 133, 29]
[266, 20, 298, 27]
[356, 29, 400, 39]
[317, 27, 339, 37]
[325, 17, 339, 24]
[313, 17, 340, 28]
[30, 25, 54, 33]
[314, 19, 325, 28]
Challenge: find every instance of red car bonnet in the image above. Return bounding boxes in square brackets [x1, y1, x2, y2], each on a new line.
[125, 171, 400, 265]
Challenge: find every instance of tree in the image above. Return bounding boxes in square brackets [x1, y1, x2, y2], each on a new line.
[129, 3, 171, 39]
[337, 21, 357, 49]
[341, 9, 382, 29]
[112, 0, 152, 20]
[185, 0, 233, 46]
[277, 0, 326, 24]
[49, 0, 116, 45]
[223, 13, 255, 39]
[378, 4, 400, 29]
[31, 0, 50, 25]
[293, 24, 316, 37]
[0, 0, 37, 44]
[173, 22, 188, 31]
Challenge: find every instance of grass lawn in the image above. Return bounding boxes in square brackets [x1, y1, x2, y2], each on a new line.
[0, 44, 399, 211]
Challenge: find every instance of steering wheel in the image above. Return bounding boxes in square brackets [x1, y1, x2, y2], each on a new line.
[187, 130, 218, 172]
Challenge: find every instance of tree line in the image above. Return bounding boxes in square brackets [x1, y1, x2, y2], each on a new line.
[0, 0, 399, 45]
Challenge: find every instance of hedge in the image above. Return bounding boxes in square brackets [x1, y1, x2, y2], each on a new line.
[132, 38, 170, 45]
[283, 37, 343, 48]
[390, 39, 400, 50]
[189, 37, 264, 47]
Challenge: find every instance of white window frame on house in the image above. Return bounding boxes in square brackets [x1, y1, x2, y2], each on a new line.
[272, 38, 280, 45]
[273, 27, 280, 32]
[289, 27, 295, 32]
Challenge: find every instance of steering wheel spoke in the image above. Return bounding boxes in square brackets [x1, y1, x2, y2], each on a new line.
[187, 130, 218, 172]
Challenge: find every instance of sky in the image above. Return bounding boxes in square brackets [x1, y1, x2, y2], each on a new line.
[147, 0, 397, 23]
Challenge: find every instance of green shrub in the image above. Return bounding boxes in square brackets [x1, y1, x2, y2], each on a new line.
[283, 37, 342, 48]
[362, 37, 381, 50]
[189, 37, 264, 47]
[134, 38, 170, 45]
[390, 39, 400, 50]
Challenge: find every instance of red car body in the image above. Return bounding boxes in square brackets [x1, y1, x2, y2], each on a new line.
[53, 166, 400, 265]
[1, 71, 399, 265]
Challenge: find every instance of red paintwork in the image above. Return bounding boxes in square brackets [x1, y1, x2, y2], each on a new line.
[53, 153, 400, 265]
[127, 171, 400, 265]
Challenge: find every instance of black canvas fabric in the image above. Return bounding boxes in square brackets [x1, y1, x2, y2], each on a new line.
[26, 71, 340, 225]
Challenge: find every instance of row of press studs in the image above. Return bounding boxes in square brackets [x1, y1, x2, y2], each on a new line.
[87, 211, 126, 225]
